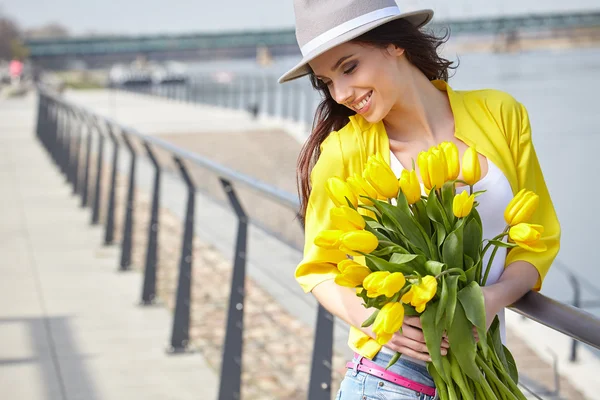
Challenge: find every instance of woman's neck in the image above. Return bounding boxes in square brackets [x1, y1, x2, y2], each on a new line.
[382, 72, 454, 147]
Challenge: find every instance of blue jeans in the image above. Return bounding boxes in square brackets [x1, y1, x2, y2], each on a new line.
[336, 352, 436, 400]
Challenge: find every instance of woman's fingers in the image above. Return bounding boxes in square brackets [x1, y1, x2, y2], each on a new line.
[403, 316, 423, 328]
[389, 330, 448, 357]
[401, 323, 426, 343]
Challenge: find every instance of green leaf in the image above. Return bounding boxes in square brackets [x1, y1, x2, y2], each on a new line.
[420, 302, 448, 382]
[445, 276, 459, 327]
[489, 316, 510, 375]
[426, 189, 446, 227]
[363, 221, 394, 243]
[447, 302, 483, 381]
[375, 201, 432, 259]
[395, 190, 411, 215]
[364, 254, 415, 274]
[370, 244, 408, 258]
[385, 351, 401, 370]
[436, 276, 448, 325]
[361, 309, 379, 328]
[442, 229, 463, 270]
[457, 282, 489, 358]
[503, 345, 519, 384]
[413, 200, 432, 236]
[389, 253, 419, 265]
[465, 262, 477, 283]
[425, 260, 444, 276]
[441, 181, 456, 226]
[434, 221, 447, 249]
[404, 305, 420, 316]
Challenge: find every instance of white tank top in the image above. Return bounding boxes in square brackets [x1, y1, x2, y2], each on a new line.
[380, 150, 513, 362]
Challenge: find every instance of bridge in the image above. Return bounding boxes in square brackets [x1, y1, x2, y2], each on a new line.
[26, 9, 600, 69]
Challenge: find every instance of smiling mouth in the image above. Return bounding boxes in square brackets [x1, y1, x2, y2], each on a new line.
[351, 91, 372, 112]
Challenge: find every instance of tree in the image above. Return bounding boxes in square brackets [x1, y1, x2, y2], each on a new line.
[0, 14, 21, 60]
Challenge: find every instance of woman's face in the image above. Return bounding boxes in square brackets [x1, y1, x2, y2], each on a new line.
[309, 41, 408, 123]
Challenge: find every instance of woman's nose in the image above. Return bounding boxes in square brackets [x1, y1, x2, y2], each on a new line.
[332, 83, 353, 105]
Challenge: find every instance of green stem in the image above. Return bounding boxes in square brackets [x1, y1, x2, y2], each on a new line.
[476, 354, 519, 400]
[489, 350, 528, 400]
[428, 364, 450, 400]
[473, 382, 487, 400]
[481, 246, 499, 287]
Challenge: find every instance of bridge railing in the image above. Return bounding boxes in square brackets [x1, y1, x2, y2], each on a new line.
[35, 86, 600, 400]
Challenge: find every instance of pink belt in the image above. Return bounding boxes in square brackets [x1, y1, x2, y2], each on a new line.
[346, 355, 436, 398]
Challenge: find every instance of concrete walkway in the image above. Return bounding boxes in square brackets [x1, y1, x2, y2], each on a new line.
[0, 93, 218, 400]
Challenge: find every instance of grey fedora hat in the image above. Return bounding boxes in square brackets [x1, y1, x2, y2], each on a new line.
[279, 0, 433, 83]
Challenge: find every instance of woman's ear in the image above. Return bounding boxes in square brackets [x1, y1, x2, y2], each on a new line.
[386, 44, 405, 57]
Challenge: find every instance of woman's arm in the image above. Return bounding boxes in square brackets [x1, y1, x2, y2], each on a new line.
[481, 261, 539, 329]
[312, 279, 449, 362]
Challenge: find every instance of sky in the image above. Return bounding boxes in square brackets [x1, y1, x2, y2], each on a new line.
[1, 0, 599, 36]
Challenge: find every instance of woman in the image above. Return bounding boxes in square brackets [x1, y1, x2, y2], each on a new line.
[279, 1, 560, 399]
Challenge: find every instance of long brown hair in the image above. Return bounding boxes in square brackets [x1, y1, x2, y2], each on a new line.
[297, 18, 456, 220]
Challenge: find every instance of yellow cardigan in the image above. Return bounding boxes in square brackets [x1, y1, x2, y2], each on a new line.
[296, 80, 561, 359]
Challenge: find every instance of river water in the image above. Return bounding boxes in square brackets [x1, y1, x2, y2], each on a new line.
[182, 46, 600, 318]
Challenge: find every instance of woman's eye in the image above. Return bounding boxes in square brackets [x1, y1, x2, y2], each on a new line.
[343, 64, 357, 74]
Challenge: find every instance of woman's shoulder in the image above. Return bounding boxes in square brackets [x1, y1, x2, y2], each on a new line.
[460, 87, 525, 117]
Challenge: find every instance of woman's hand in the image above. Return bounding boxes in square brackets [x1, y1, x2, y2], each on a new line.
[383, 316, 450, 362]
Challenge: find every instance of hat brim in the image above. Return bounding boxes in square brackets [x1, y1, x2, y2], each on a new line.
[278, 9, 434, 84]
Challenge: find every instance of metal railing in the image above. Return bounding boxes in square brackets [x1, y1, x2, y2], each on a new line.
[35, 86, 600, 400]
[122, 73, 318, 128]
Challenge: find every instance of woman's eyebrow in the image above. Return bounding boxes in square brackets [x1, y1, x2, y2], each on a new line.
[314, 54, 355, 79]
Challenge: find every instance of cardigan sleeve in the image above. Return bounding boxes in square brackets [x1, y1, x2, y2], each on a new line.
[505, 103, 561, 290]
[295, 132, 348, 293]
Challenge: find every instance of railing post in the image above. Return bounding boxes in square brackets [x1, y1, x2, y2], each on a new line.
[298, 217, 334, 400]
[81, 118, 93, 208]
[65, 111, 77, 188]
[141, 142, 161, 305]
[169, 157, 196, 352]
[71, 111, 82, 196]
[308, 305, 334, 400]
[91, 121, 105, 224]
[568, 272, 581, 362]
[119, 133, 136, 270]
[104, 126, 120, 245]
[217, 178, 248, 400]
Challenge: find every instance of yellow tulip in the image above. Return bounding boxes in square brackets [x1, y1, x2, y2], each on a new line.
[431, 147, 449, 181]
[509, 223, 547, 252]
[462, 147, 481, 186]
[504, 189, 540, 226]
[362, 271, 406, 298]
[330, 206, 366, 231]
[453, 190, 475, 218]
[347, 173, 378, 205]
[338, 230, 379, 256]
[313, 230, 344, 249]
[334, 259, 371, 288]
[417, 150, 446, 191]
[325, 176, 358, 208]
[372, 302, 405, 345]
[401, 276, 438, 313]
[399, 169, 421, 205]
[439, 141, 460, 180]
[364, 154, 400, 199]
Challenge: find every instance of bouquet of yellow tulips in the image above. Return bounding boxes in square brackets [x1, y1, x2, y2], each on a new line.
[315, 142, 545, 400]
